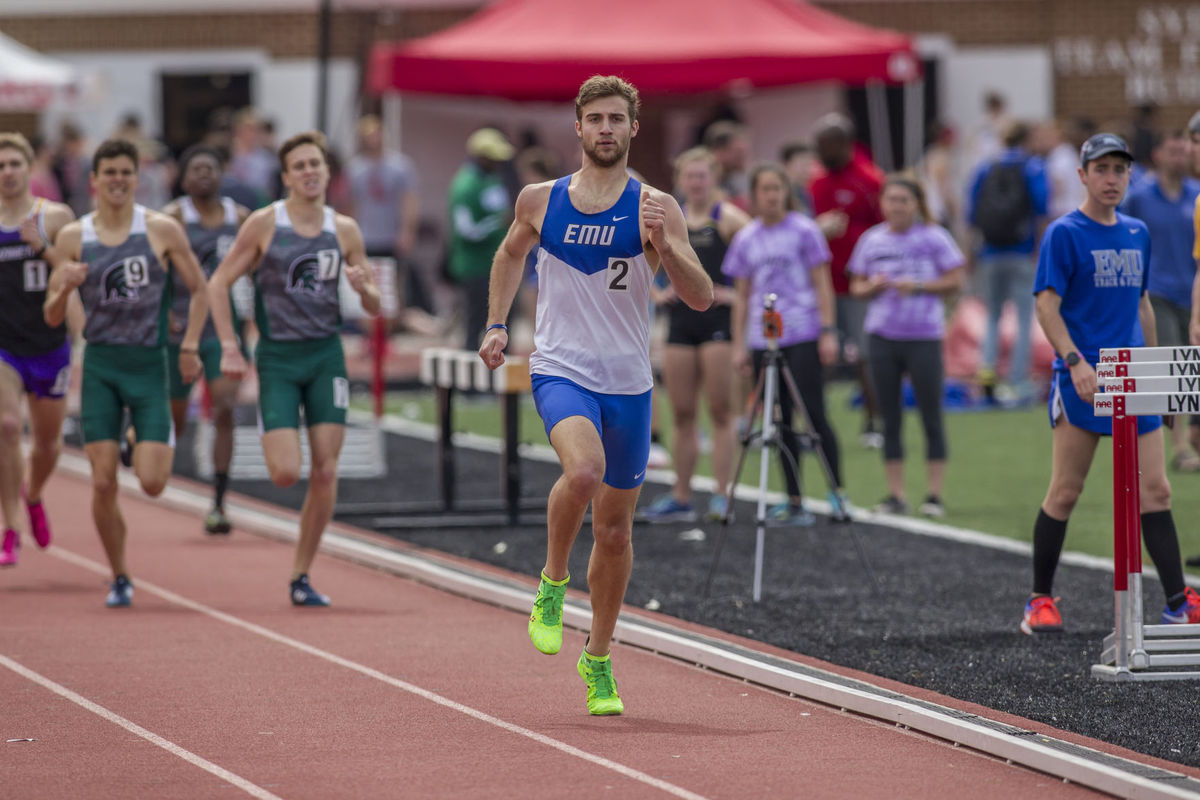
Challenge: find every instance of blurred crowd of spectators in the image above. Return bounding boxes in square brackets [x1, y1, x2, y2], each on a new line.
[29, 90, 1199, 515]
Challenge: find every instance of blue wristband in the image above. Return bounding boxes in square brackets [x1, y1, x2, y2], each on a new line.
[486, 323, 508, 333]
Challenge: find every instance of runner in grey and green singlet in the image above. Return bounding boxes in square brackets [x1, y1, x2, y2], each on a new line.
[77, 204, 172, 443]
[253, 200, 348, 430]
[254, 200, 343, 341]
[206, 130, 381, 607]
[164, 144, 249, 536]
[43, 136, 210, 609]
[167, 195, 240, 397]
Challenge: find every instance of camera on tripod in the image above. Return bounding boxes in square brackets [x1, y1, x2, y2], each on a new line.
[706, 296, 863, 603]
[761, 292, 783, 342]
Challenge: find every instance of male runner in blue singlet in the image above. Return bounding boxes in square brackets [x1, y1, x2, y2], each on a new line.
[478, 76, 713, 715]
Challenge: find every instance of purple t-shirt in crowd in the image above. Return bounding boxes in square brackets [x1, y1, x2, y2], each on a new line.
[846, 222, 965, 340]
[722, 212, 832, 349]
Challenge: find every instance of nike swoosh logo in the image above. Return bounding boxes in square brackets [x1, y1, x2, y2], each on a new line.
[1129, 228, 1139, 234]
[613, 215, 629, 222]
[634, 469, 646, 480]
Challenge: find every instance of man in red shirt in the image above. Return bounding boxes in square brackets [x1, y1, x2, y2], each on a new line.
[809, 114, 885, 447]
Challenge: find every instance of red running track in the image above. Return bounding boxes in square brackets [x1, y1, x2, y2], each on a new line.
[1, 466, 1120, 799]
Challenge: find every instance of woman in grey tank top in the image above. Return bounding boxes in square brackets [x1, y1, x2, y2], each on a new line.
[207, 131, 381, 607]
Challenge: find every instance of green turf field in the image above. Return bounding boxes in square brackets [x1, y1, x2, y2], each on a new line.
[363, 382, 1200, 567]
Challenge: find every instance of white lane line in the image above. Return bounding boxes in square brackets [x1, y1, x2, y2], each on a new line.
[48, 547, 709, 800]
[0, 652, 284, 800]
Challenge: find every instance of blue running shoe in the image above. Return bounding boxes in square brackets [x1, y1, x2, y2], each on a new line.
[1162, 587, 1200, 624]
[105, 575, 133, 608]
[827, 490, 851, 522]
[639, 493, 697, 523]
[707, 493, 732, 522]
[766, 501, 816, 527]
[290, 574, 331, 607]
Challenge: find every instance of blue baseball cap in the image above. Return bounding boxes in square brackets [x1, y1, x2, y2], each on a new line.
[1079, 133, 1133, 167]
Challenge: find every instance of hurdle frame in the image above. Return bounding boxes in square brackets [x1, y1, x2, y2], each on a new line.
[336, 348, 543, 529]
[1091, 346, 1200, 681]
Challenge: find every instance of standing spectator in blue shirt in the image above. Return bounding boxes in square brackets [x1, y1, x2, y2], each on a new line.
[967, 121, 1048, 406]
[1022, 133, 1199, 634]
[1121, 129, 1200, 471]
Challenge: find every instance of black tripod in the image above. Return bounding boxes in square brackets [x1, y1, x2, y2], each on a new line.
[705, 293, 877, 601]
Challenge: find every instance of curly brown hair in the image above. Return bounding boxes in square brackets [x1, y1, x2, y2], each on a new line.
[575, 75, 640, 123]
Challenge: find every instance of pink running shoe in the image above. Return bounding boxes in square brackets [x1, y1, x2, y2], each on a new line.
[0, 529, 18, 567]
[25, 497, 51, 548]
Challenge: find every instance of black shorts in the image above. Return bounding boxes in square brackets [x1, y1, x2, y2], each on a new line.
[666, 305, 731, 347]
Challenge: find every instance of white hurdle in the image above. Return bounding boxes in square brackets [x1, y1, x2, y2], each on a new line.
[1092, 345, 1200, 681]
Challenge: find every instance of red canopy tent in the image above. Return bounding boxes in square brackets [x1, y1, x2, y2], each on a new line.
[367, 0, 920, 101]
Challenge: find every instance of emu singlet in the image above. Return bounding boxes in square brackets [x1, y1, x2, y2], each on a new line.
[168, 196, 239, 344]
[528, 176, 653, 394]
[0, 200, 65, 355]
[254, 201, 343, 342]
[78, 205, 169, 346]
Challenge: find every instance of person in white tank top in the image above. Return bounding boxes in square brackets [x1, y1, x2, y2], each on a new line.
[477, 76, 713, 716]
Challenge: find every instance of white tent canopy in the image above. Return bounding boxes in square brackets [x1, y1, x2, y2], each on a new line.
[0, 30, 77, 111]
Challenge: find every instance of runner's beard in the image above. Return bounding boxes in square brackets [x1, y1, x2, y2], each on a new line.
[583, 135, 630, 168]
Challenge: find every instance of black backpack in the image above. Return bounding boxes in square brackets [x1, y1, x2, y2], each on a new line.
[975, 160, 1032, 247]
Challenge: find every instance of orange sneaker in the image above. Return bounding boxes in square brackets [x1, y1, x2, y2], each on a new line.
[1021, 595, 1062, 635]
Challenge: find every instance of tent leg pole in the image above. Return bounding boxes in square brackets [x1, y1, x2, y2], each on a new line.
[866, 79, 893, 172]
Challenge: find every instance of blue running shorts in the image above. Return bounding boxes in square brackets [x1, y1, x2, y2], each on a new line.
[0, 342, 71, 399]
[531, 374, 651, 490]
[1049, 368, 1161, 436]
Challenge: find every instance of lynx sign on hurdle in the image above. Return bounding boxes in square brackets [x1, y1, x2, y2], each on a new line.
[1092, 345, 1200, 681]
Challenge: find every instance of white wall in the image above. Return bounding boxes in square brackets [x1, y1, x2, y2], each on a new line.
[40, 49, 358, 157]
[258, 58, 358, 157]
[943, 46, 1053, 132]
[941, 45, 1054, 163]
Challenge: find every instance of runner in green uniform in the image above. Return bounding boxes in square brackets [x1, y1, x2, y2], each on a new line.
[44, 138, 209, 607]
[162, 145, 250, 535]
[208, 131, 380, 607]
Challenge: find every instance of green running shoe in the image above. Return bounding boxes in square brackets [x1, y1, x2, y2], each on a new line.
[528, 571, 568, 654]
[577, 649, 624, 716]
